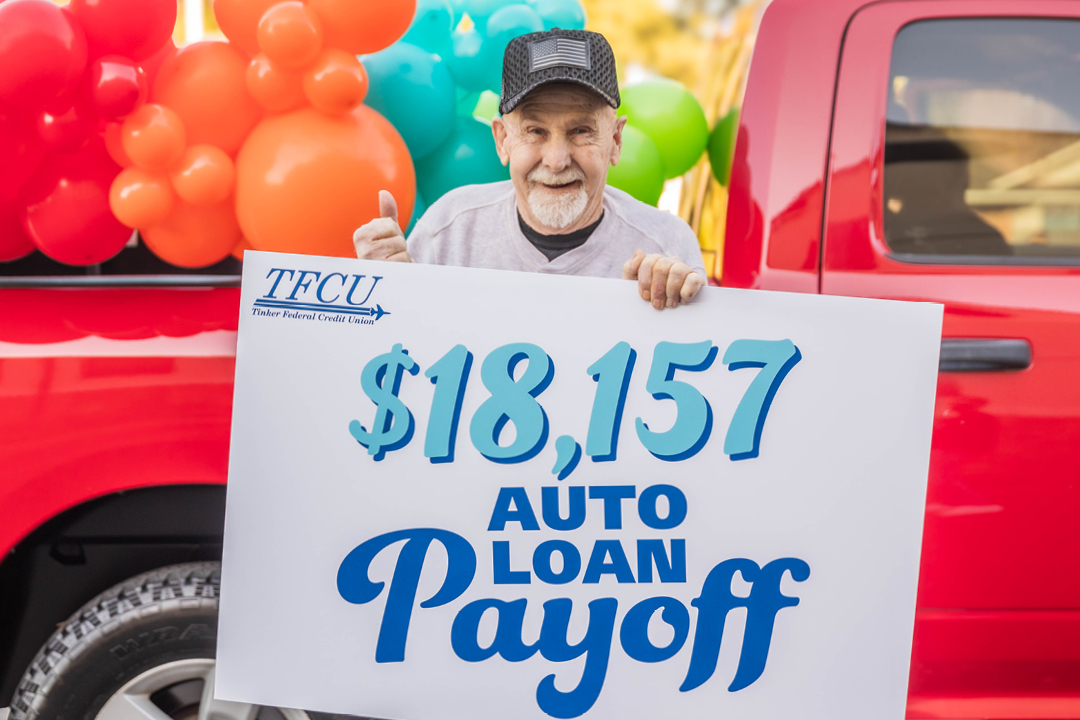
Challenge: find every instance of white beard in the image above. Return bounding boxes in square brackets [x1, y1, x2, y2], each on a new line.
[526, 167, 589, 230]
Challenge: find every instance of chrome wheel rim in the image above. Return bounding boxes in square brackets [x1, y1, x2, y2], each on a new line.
[94, 659, 308, 720]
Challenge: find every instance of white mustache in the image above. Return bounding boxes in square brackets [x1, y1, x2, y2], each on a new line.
[528, 166, 586, 186]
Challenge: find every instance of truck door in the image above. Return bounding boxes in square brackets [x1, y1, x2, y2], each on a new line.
[822, 2, 1080, 716]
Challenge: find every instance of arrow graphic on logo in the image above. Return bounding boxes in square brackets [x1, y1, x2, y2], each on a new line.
[253, 299, 390, 320]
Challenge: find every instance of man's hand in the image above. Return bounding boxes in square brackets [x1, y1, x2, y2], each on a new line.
[623, 249, 706, 309]
[352, 190, 413, 262]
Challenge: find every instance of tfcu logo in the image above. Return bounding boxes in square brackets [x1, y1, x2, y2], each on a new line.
[252, 268, 389, 325]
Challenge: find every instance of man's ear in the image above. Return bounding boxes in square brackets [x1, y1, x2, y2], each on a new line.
[610, 115, 628, 167]
[491, 116, 510, 167]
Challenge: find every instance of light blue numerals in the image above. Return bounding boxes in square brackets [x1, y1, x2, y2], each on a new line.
[423, 344, 473, 463]
[469, 342, 553, 464]
[635, 340, 718, 461]
[585, 341, 637, 462]
[723, 339, 802, 460]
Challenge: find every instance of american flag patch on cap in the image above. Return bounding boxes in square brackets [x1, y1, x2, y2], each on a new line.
[528, 37, 591, 72]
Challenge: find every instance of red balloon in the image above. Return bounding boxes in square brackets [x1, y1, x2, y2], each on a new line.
[90, 56, 149, 120]
[37, 100, 95, 154]
[103, 121, 133, 167]
[0, 104, 44, 200]
[0, 195, 35, 262]
[20, 140, 131, 265]
[70, 0, 176, 61]
[141, 39, 177, 86]
[0, 0, 87, 111]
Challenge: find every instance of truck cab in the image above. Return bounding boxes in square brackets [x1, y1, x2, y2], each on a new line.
[725, 0, 1080, 716]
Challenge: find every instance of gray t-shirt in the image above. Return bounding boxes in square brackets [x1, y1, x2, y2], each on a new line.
[406, 181, 707, 279]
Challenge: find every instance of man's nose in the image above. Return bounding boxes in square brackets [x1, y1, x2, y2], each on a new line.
[540, 135, 572, 172]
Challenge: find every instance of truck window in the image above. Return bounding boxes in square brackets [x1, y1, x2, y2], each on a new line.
[884, 19, 1080, 263]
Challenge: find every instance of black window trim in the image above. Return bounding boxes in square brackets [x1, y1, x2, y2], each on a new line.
[0, 275, 243, 289]
[887, 252, 1080, 267]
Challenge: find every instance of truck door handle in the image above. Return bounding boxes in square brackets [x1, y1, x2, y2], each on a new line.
[939, 339, 1031, 372]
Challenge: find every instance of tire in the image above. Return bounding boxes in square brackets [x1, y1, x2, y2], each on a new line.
[10, 562, 223, 720]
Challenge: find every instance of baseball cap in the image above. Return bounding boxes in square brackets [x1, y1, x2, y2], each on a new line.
[499, 29, 620, 115]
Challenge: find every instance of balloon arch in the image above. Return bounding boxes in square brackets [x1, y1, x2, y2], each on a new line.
[0, 0, 717, 268]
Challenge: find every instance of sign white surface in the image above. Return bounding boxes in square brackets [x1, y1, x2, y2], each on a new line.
[217, 250, 943, 720]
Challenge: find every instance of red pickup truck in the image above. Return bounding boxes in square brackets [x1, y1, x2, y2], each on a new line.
[2, 0, 1079, 719]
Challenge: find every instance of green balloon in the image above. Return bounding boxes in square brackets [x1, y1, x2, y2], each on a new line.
[607, 124, 665, 206]
[709, 106, 739, 186]
[415, 116, 510, 203]
[472, 89, 500, 124]
[618, 80, 709, 179]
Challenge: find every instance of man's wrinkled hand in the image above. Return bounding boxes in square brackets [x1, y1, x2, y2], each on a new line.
[352, 190, 413, 262]
[622, 249, 706, 309]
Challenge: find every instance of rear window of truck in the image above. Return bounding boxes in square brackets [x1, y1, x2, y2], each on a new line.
[884, 18, 1080, 265]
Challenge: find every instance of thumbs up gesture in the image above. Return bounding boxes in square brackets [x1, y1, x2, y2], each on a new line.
[353, 190, 413, 263]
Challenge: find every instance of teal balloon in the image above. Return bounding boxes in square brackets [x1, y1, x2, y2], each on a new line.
[456, 87, 481, 116]
[483, 4, 544, 90]
[406, 192, 427, 234]
[401, 0, 455, 57]
[618, 80, 709, 179]
[607, 125, 665, 206]
[708, 106, 739, 186]
[447, 27, 494, 91]
[415, 116, 509, 202]
[457, 0, 506, 30]
[363, 42, 457, 159]
[531, 0, 586, 30]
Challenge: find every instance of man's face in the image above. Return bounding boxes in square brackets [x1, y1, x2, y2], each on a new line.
[492, 84, 626, 232]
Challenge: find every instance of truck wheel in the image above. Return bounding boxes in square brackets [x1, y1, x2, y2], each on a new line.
[9, 562, 308, 720]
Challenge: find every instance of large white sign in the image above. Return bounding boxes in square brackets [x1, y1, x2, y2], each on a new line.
[217, 250, 943, 720]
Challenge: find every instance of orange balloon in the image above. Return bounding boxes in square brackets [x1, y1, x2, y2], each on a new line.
[236, 106, 414, 258]
[231, 236, 253, 260]
[247, 54, 304, 112]
[104, 122, 133, 167]
[121, 103, 186, 171]
[213, 0, 279, 57]
[109, 168, 175, 228]
[142, 198, 242, 267]
[170, 144, 236, 206]
[306, 0, 415, 55]
[152, 42, 263, 155]
[257, 1, 322, 70]
[303, 49, 368, 115]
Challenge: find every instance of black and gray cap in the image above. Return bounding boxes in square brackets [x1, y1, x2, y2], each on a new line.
[499, 29, 620, 115]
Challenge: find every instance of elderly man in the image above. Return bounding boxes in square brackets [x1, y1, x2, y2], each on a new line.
[353, 28, 706, 310]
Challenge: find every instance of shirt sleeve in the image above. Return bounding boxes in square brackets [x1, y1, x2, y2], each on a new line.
[670, 221, 708, 279]
[405, 219, 436, 265]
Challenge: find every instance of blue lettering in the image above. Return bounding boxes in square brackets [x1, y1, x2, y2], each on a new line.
[488, 487, 540, 531]
[287, 270, 321, 300]
[583, 540, 635, 584]
[532, 540, 581, 584]
[680, 557, 810, 693]
[619, 596, 689, 662]
[263, 268, 294, 299]
[336, 528, 476, 663]
[588, 485, 636, 529]
[638, 484, 687, 529]
[535, 598, 618, 719]
[346, 274, 382, 306]
[451, 598, 538, 662]
[636, 539, 686, 583]
[493, 541, 531, 584]
[316, 272, 348, 303]
[542, 486, 585, 530]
